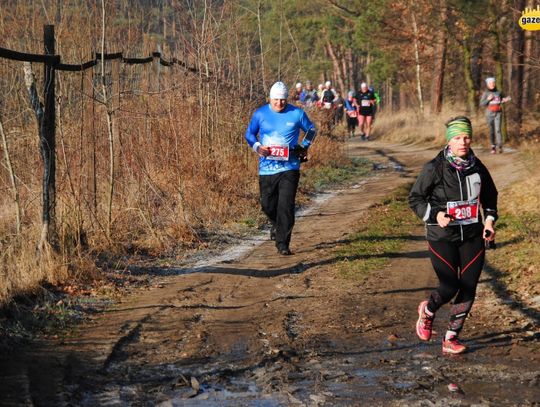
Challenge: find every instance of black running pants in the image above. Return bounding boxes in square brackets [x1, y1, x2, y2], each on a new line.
[259, 170, 300, 250]
[427, 236, 485, 335]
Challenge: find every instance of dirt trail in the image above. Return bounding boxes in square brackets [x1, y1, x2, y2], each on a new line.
[1, 140, 538, 406]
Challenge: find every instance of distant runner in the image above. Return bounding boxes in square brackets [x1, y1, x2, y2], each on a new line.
[302, 80, 318, 107]
[291, 82, 303, 105]
[245, 82, 317, 255]
[344, 91, 358, 138]
[333, 91, 345, 125]
[316, 83, 324, 105]
[355, 82, 376, 140]
[409, 116, 498, 354]
[479, 77, 510, 154]
[321, 81, 335, 109]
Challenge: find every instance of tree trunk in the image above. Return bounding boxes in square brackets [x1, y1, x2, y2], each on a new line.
[0, 116, 21, 234]
[101, 0, 115, 240]
[490, 0, 508, 142]
[399, 82, 407, 111]
[430, 0, 447, 114]
[326, 40, 346, 93]
[411, 8, 424, 114]
[346, 48, 355, 90]
[522, 14, 533, 112]
[510, 0, 526, 132]
[471, 40, 483, 97]
[462, 37, 476, 115]
[366, 52, 372, 85]
[256, 0, 267, 94]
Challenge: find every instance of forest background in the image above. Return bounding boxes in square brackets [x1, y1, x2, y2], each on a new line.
[0, 0, 538, 304]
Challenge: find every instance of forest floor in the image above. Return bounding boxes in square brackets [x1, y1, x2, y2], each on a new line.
[1, 139, 539, 406]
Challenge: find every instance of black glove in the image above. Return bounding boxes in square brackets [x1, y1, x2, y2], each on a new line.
[293, 145, 308, 162]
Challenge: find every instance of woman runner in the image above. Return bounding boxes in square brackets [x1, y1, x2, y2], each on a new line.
[408, 116, 498, 354]
[344, 91, 358, 138]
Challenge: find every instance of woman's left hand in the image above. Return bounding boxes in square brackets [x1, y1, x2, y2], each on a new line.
[483, 219, 496, 241]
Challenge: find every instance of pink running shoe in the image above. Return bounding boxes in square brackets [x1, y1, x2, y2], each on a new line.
[442, 336, 467, 354]
[416, 300, 434, 341]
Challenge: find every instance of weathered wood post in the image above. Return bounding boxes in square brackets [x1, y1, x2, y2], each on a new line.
[41, 24, 57, 248]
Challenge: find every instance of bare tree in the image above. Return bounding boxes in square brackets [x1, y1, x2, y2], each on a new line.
[0, 115, 21, 234]
[101, 0, 116, 240]
[410, 2, 424, 115]
[431, 0, 448, 113]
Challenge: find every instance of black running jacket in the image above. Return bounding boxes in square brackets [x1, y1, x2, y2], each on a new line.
[409, 150, 498, 242]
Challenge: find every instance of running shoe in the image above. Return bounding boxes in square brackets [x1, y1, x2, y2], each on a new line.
[270, 226, 276, 241]
[416, 300, 434, 341]
[491, 147, 497, 154]
[442, 336, 467, 354]
[278, 247, 292, 256]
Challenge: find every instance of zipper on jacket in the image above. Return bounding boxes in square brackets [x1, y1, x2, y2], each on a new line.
[456, 169, 464, 241]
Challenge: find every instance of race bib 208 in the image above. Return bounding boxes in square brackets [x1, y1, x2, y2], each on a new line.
[447, 199, 479, 225]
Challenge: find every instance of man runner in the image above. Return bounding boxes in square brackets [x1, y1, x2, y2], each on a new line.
[245, 82, 317, 255]
[479, 77, 510, 154]
[355, 82, 376, 141]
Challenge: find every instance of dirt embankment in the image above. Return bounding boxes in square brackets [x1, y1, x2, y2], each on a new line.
[1, 140, 538, 406]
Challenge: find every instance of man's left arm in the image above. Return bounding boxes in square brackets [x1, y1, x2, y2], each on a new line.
[299, 111, 317, 148]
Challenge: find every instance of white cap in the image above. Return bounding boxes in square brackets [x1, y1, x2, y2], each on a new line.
[485, 77, 496, 84]
[269, 81, 289, 99]
[325, 81, 331, 87]
[295, 82, 302, 89]
[360, 82, 368, 89]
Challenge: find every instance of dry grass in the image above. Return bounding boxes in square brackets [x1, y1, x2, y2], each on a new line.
[373, 107, 534, 150]
[488, 142, 540, 298]
[0, 72, 346, 305]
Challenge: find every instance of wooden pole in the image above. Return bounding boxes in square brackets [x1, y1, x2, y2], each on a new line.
[41, 24, 57, 247]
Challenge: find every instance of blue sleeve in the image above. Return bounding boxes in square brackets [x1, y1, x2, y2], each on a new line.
[244, 110, 260, 148]
[299, 110, 316, 148]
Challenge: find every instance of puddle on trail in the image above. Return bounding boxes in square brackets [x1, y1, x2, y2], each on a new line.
[70, 328, 540, 406]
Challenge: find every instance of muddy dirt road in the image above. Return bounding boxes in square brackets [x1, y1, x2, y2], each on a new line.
[1, 140, 539, 406]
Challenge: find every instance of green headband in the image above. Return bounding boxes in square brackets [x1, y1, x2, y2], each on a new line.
[446, 119, 472, 142]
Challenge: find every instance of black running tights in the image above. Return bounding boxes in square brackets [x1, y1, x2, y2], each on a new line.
[427, 237, 485, 335]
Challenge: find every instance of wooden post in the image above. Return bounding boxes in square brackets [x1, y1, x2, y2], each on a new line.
[41, 24, 57, 247]
[156, 44, 162, 92]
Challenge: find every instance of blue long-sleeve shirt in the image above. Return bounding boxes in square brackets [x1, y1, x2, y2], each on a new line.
[344, 98, 356, 111]
[245, 104, 316, 175]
